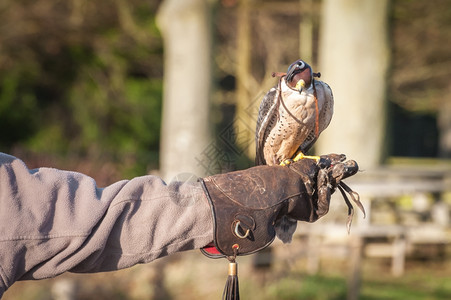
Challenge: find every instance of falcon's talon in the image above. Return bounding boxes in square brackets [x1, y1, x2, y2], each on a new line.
[292, 152, 321, 163]
[280, 152, 320, 167]
[280, 159, 294, 166]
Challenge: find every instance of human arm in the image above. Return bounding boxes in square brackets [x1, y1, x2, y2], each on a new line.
[0, 153, 213, 297]
[0, 152, 359, 298]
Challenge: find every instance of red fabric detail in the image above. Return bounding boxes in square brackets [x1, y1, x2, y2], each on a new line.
[202, 242, 221, 255]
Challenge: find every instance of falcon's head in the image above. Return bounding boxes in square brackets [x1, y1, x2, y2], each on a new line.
[285, 60, 313, 93]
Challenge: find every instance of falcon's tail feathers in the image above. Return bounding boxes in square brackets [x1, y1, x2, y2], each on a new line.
[274, 216, 297, 244]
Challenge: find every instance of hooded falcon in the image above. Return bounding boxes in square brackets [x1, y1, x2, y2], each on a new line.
[255, 59, 334, 242]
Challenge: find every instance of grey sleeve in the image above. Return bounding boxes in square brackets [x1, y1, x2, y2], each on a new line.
[0, 153, 214, 297]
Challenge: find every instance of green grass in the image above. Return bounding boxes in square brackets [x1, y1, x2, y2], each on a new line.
[4, 255, 451, 299]
[263, 274, 347, 300]
[235, 260, 451, 300]
[236, 271, 451, 300]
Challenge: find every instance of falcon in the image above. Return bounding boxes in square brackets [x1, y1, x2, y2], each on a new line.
[255, 59, 334, 242]
[255, 59, 334, 166]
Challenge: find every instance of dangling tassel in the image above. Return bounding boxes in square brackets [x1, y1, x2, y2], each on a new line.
[222, 244, 240, 300]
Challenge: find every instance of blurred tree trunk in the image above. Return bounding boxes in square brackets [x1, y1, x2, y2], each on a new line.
[438, 85, 451, 158]
[235, 0, 253, 159]
[316, 0, 390, 170]
[299, 0, 314, 63]
[157, 0, 213, 180]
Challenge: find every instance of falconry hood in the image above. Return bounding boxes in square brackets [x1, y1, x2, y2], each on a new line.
[285, 60, 315, 93]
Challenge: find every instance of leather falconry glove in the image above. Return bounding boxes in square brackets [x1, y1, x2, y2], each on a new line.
[200, 153, 358, 258]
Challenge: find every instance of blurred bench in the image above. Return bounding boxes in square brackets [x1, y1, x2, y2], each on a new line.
[292, 162, 451, 300]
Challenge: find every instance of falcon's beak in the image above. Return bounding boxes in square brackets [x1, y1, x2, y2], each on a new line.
[295, 79, 305, 93]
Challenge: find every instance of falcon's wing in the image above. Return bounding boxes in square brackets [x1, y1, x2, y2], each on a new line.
[316, 80, 334, 133]
[255, 85, 279, 165]
[298, 80, 334, 153]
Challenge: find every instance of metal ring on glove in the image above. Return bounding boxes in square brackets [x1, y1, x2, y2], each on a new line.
[234, 221, 250, 239]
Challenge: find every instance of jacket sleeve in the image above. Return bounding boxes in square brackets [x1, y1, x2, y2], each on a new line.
[0, 153, 214, 297]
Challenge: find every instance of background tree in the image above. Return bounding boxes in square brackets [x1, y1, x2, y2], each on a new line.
[0, 0, 164, 177]
[316, 0, 390, 169]
[157, 0, 213, 181]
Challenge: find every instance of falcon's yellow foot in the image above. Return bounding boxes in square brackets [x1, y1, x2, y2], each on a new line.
[280, 158, 294, 166]
[293, 151, 321, 162]
[280, 152, 321, 166]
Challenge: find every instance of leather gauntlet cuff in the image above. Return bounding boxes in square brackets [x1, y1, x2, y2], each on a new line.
[199, 155, 361, 259]
[199, 177, 278, 258]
